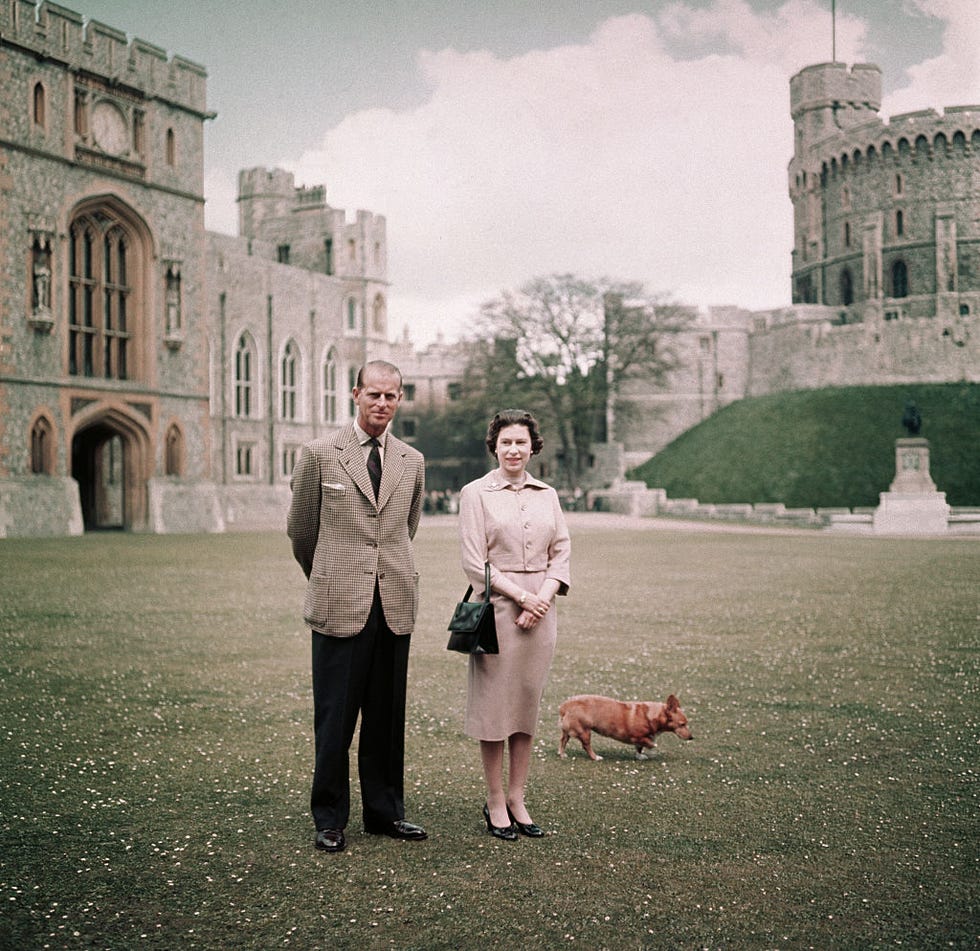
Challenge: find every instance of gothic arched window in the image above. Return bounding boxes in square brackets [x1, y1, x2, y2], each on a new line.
[280, 339, 299, 420]
[322, 347, 338, 423]
[234, 333, 256, 418]
[33, 81, 46, 127]
[68, 208, 141, 380]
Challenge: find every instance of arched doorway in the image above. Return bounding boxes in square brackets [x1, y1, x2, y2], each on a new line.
[70, 407, 151, 531]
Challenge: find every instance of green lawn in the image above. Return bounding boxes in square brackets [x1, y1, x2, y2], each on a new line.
[1, 518, 977, 950]
[630, 383, 980, 507]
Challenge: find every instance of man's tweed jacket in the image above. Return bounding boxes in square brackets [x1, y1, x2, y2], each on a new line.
[287, 423, 425, 636]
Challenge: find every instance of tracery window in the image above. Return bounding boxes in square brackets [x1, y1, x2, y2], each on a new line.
[68, 210, 136, 380]
[281, 339, 299, 420]
[234, 333, 256, 418]
[322, 347, 338, 423]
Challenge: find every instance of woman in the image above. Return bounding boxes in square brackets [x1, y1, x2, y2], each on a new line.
[458, 410, 571, 840]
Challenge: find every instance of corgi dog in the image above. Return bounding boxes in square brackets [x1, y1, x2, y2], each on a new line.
[558, 693, 693, 761]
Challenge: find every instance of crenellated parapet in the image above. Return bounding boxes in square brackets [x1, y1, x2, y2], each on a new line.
[0, 0, 208, 116]
[788, 62, 980, 316]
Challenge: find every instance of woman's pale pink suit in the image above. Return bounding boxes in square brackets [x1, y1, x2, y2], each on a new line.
[458, 471, 571, 740]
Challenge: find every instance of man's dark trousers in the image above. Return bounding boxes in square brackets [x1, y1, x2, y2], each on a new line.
[310, 586, 410, 831]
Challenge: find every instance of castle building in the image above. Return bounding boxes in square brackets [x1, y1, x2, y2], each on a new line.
[0, 2, 413, 535]
[1, 3, 977, 532]
[610, 62, 980, 472]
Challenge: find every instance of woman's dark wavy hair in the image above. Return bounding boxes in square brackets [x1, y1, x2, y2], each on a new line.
[485, 409, 544, 456]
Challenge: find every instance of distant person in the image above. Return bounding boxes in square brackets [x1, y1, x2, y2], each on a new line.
[287, 360, 427, 853]
[457, 410, 571, 840]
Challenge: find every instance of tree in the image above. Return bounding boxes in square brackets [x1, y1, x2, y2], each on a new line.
[471, 273, 689, 489]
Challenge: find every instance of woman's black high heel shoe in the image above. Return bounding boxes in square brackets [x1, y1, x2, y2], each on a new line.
[507, 805, 545, 838]
[483, 803, 517, 841]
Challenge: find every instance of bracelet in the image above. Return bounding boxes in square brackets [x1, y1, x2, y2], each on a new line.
[518, 591, 526, 606]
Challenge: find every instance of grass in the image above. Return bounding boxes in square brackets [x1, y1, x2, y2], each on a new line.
[0, 517, 977, 950]
[629, 383, 980, 507]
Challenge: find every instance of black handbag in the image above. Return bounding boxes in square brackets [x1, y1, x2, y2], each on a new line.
[446, 562, 499, 654]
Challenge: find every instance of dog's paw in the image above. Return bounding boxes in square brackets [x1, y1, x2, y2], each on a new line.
[593, 754, 603, 761]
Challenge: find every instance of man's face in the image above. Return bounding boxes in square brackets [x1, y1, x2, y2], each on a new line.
[353, 369, 402, 436]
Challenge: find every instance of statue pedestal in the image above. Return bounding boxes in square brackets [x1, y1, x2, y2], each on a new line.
[873, 438, 950, 535]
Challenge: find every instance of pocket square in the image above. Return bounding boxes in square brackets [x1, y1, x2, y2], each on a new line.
[321, 482, 346, 493]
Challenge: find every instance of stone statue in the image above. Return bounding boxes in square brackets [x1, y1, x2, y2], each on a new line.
[902, 401, 922, 436]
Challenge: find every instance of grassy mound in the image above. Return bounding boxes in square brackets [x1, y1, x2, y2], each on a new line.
[629, 383, 980, 508]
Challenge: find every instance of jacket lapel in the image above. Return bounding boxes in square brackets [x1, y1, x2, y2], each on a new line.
[337, 427, 377, 505]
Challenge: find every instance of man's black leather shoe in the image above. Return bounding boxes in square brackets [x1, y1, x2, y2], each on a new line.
[315, 828, 346, 852]
[364, 819, 427, 841]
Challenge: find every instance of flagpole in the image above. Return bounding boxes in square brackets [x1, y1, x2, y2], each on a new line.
[832, 0, 837, 62]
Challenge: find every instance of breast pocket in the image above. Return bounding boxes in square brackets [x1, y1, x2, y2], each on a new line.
[321, 481, 347, 514]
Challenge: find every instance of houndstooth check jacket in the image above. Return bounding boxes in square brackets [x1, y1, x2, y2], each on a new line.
[287, 423, 425, 637]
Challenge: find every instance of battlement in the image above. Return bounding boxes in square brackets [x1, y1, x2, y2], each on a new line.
[0, 1, 209, 115]
[802, 103, 980, 170]
[790, 62, 882, 121]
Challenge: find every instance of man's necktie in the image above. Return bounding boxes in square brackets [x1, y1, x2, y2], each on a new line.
[367, 437, 382, 500]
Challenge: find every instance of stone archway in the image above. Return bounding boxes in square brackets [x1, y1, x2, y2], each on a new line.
[70, 406, 151, 531]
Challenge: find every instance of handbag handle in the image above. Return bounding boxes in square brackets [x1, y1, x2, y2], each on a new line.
[460, 563, 492, 605]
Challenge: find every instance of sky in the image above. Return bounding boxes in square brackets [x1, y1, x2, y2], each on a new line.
[66, 1, 980, 344]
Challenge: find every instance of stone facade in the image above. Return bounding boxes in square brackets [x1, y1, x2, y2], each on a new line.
[610, 63, 980, 470]
[0, 0, 219, 535]
[0, 2, 421, 536]
[2, 4, 977, 534]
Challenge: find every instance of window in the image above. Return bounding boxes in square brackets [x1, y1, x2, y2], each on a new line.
[33, 82, 45, 127]
[30, 415, 54, 474]
[895, 173, 903, 196]
[281, 339, 299, 420]
[839, 269, 853, 306]
[892, 261, 909, 299]
[282, 444, 299, 478]
[236, 442, 254, 477]
[348, 238, 356, 264]
[372, 293, 386, 333]
[346, 297, 358, 331]
[164, 423, 183, 476]
[447, 382, 462, 401]
[324, 238, 333, 275]
[844, 221, 851, 248]
[165, 128, 176, 166]
[400, 418, 417, 438]
[348, 366, 357, 418]
[322, 348, 338, 423]
[895, 209, 904, 237]
[68, 210, 136, 380]
[403, 383, 416, 402]
[234, 333, 256, 418]
[277, 245, 290, 265]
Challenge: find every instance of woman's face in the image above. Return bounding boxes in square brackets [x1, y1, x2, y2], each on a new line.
[495, 423, 533, 477]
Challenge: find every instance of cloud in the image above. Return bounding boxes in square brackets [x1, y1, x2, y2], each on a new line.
[883, 0, 980, 115]
[280, 0, 966, 344]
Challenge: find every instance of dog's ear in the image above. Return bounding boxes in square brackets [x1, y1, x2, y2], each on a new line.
[666, 694, 680, 711]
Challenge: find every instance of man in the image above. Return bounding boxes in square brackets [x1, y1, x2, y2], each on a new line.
[287, 360, 426, 853]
